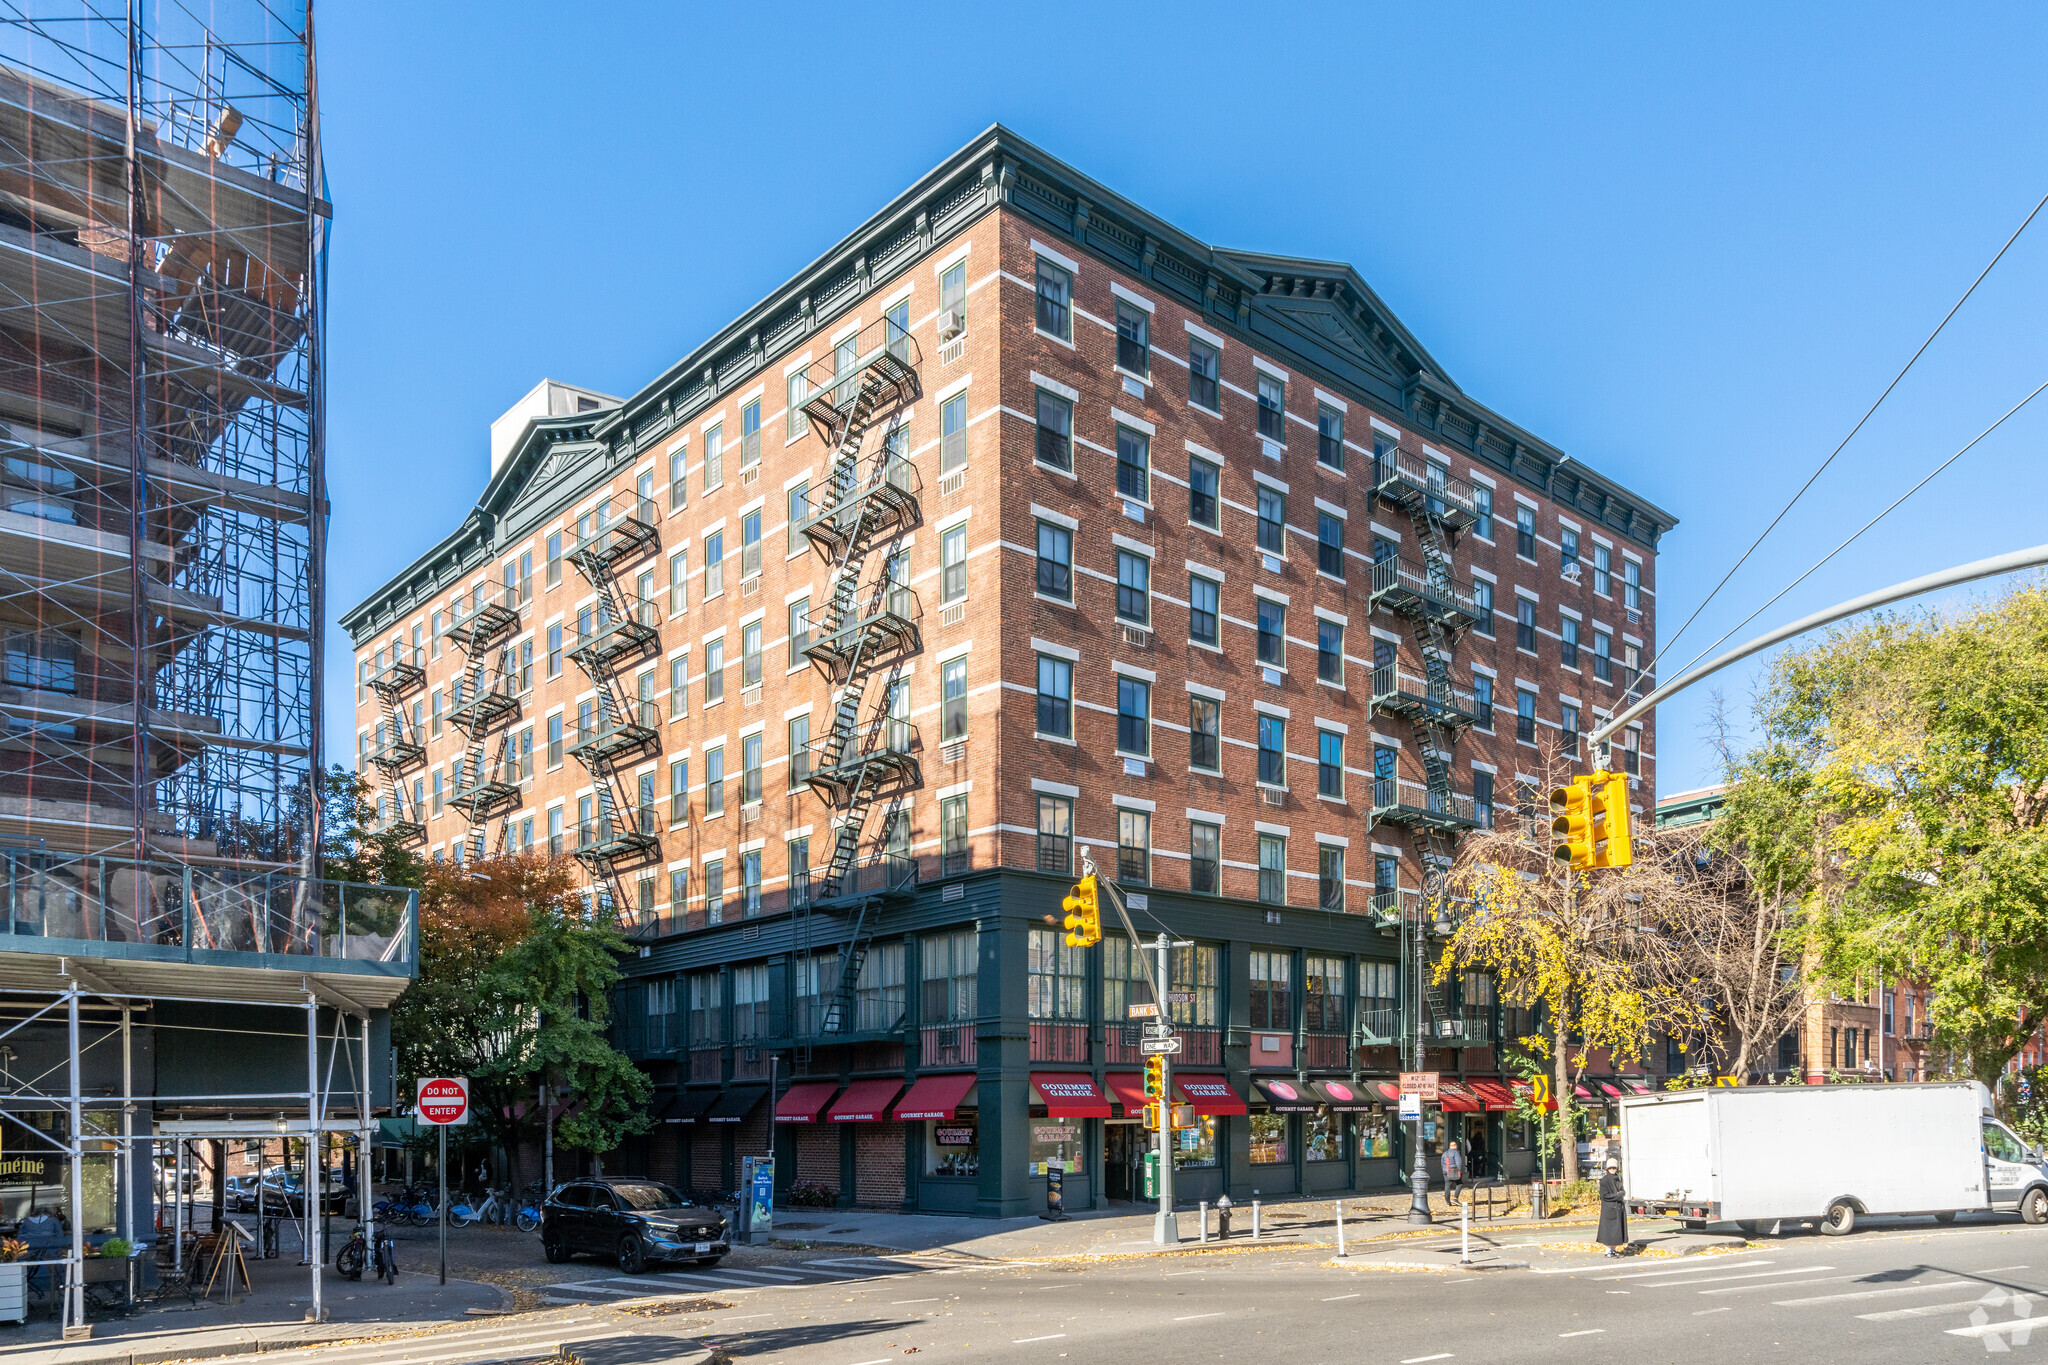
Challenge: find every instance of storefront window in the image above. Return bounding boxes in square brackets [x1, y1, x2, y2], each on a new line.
[1174, 1115, 1218, 1168]
[1357, 1108, 1393, 1159]
[1305, 1110, 1344, 1162]
[1169, 943, 1220, 1027]
[926, 1117, 980, 1176]
[1028, 1117, 1086, 1174]
[1249, 1112, 1289, 1164]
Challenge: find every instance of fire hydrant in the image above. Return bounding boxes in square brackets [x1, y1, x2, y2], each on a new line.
[1216, 1195, 1233, 1240]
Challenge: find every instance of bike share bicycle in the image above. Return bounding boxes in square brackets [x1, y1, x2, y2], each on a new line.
[334, 1222, 398, 1284]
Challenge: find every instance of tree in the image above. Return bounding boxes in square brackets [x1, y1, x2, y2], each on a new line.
[1442, 745, 1714, 1182]
[318, 764, 425, 890]
[1752, 581, 2048, 1089]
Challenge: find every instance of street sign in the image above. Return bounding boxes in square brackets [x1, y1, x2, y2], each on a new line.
[1138, 1036, 1183, 1055]
[1127, 1003, 1159, 1019]
[1143, 1022, 1175, 1038]
[1399, 1071, 1440, 1102]
[1527, 1075, 1552, 1106]
[416, 1076, 471, 1126]
[1398, 1092, 1422, 1121]
[1166, 991, 1196, 1004]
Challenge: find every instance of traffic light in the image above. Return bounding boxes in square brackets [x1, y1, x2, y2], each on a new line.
[1143, 1055, 1166, 1101]
[1592, 770, 1635, 869]
[1142, 1103, 1162, 1131]
[1061, 874, 1101, 947]
[1549, 776, 1598, 869]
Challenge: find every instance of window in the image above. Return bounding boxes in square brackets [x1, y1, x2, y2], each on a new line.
[671, 651, 689, 718]
[1473, 674, 1494, 729]
[704, 745, 724, 816]
[703, 424, 724, 492]
[1258, 836, 1286, 905]
[1027, 929, 1087, 1021]
[1036, 655, 1072, 738]
[1188, 455, 1219, 528]
[431, 689, 445, 737]
[941, 656, 968, 741]
[1188, 575, 1220, 646]
[1317, 511, 1345, 577]
[1117, 809, 1151, 884]
[1516, 504, 1536, 560]
[1188, 338, 1220, 410]
[1516, 690, 1536, 743]
[1517, 598, 1537, 653]
[687, 972, 722, 1045]
[1166, 822, 1214, 902]
[704, 635, 725, 704]
[1037, 795, 1073, 874]
[741, 733, 763, 804]
[1624, 642, 1642, 688]
[1247, 950, 1292, 1030]
[1474, 485, 1493, 540]
[788, 714, 811, 785]
[1561, 616, 1580, 669]
[1472, 579, 1494, 636]
[1593, 629, 1612, 682]
[1035, 388, 1072, 469]
[1594, 543, 1612, 596]
[788, 598, 811, 668]
[664, 549, 686, 615]
[1116, 425, 1150, 501]
[1318, 729, 1344, 798]
[1258, 715, 1286, 787]
[705, 530, 724, 597]
[1256, 372, 1285, 441]
[1035, 521, 1072, 600]
[1257, 599, 1285, 667]
[940, 392, 968, 475]
[1473, 770, 1495, 829]
[738, 511, 762, 582]
[1188, 695, 1222, 771]
[785, 483, 809, 558]
[1562, 703, 1580, 758]
[1116, 551, 1150, 624]
[1035, 258, 1072, 339]
[670, 757, 689, 823]
[1561, 527, 1580, 575]
[1317, 619, 1343, 684]
[937, 259, 967, 338]
[431, 769, 444, 817]
[1373, 745, 1397, 808]
[703, 859, 724, 925]
[940, 524, 967, 603]
[1318, 846, 1345, 912]
[546, 533, 562, 588]
[1625, 559, 1642, 611]
[940, 794, 969, 875]
[787, 837, 811, 909]
[5, 630, 75, 693]
[1116, 299, 1150, 376]
[742, 621, 763, 688]
[1116, 677, 1151, 756]
[548, 806, 563, 855]
[1317, 404, 1344, 469]
[1256, 485, 1285, 554]
[786, 369, 810, 441]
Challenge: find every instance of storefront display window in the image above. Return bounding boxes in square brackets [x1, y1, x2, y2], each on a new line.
[1249, 1112, 1288, 1164]
[1357, 1108, 1392, 1159]
[1173, 1116, 1217, 1168]
[926, 1117, 980, 1176]
[1028, 1117, 1085, 1175]
[1305, 1109, 1343, 1161]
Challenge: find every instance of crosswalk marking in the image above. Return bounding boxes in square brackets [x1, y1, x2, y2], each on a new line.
[1699, 1273, 1862, 1297]
[1773, 1280, 1967, 1307]
[1861, 1297, 2023, 1323]
[1645, 1265, 1834, 1289]
[1600, 1260, 1777, 1282]
[297, 1330, 637, 1365]
[282, 1319, 606, 1364]
[1947, 1313, 2048, 1339]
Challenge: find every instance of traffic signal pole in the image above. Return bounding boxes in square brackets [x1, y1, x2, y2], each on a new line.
[1152, 929, 1178, 1245]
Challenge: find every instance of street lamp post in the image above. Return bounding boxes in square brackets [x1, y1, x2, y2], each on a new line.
[1407, 896, 1433, 1225]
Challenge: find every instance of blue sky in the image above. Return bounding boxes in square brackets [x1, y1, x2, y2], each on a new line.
[319, 2, 2048, 794]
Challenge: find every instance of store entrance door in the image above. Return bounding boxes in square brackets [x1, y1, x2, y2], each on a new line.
[1104, 1122, 1143, 1201]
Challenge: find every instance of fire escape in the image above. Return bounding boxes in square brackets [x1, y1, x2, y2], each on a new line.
[563, 494, 662, 918]
[443, 588, 522, 861]
[366, 653, 426, 845]
[791, 317, 922, 1056]
[1369, 447, 1483, 1047]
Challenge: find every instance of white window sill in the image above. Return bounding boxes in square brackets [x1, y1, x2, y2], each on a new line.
[1188, 638, 1223, 654]
[1188, 400, 1223, 420]
[1035, 593, 1077, 610]
[1035, 457, 1077, 480]
[1188, 519, 1223, 538]
[1035, 732, 1076, 746]
[1035, 328, 1076, 350]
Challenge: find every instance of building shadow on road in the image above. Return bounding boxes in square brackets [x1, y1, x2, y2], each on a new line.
[674, 1317, 924, 1358]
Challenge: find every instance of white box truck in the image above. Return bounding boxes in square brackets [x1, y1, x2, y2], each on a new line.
[1617, 1081, 2048, 1235]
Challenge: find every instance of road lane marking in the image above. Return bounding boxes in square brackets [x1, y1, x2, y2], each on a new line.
[1174, 1312, 1227, 1320]
[893, 1298, 941, 1304]
[1648, 1265, 1835, 1288]
[1862, 1297, 2023, 1322]
[1014, 1335, 1067, 1343]
[1948, 1314, 2048, 1339]
[1774, 1280, 1967, 1307]
[1530, 1248, 1777, 1275]
[1559, 1329, 1605, 1338]
[1978, 1265, 2032, 1273]
[1321, 1293, 1360, 1301]
[1400, 1355, 1454, 1364]
[1699, 1274, 1866, 1297]
[1692, 1308, 1729, 1316]
[1600, 1260, 1776, 1281]
[851, 1358, 894, 1364]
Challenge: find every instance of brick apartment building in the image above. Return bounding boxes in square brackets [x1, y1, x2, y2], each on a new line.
[342, 127, 1675, 1216]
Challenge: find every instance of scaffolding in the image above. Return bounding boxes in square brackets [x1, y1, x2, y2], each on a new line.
[0, 0, 325, 865]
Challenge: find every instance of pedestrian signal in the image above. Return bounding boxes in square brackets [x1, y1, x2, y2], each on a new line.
[1061, 875, 1101, 947]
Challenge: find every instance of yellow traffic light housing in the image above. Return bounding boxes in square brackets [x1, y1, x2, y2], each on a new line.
[1062, 874, 1102, 947]
[1143, 1055, 1166, 1101]
[1593, 770, 1634, 869]
[1142, 1103, 1162, 1131]
[1549, 777, 1597, 869]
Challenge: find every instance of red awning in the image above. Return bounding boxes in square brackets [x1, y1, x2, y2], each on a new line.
[1597, 1082, 1623, 1098]
[1468, 1079, 1517, 1111]
[1175, 1074, 1249, 1116]
[893, 1073, 976, 1121]
[774, 1081, 839, 1124]
[1438, 1082, 1482, 1113]
[1373, 1081, 1404, 1104]
[1315, 1079, 1376, 1111]
[828, 1078, 905, 1122]
[1104, 1072, 1150, 1115]
[1033, 1073, 1112, 1118]
[1620, 1079, 1653, 1096]
[1574, 1083, 1595, 1100]
[1512, 1079, 1557, 1112]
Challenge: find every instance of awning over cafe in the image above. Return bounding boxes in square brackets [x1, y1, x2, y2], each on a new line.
[1032, 1073, 1111, 1118]
[1467, 1080, 1517, 1111]
[1438, 1082, 1482, 1113]
[1175, 1074, 1248, 1116]
[1104, 1071, 1150, 1115]
[1314, 1079, 1377, 1111]
[827, 1079, 905, 1122]
[774, 1081, 839, 1123]
[1372, 1081, 1404, 1104]
[662, 1089, 720, 1124]
[707, 1085, 766, 1123]
[893, 1073, 976, 1121]
[1253, 1078, 1319, 1112]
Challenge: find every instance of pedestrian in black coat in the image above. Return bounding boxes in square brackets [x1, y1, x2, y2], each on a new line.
[1595, 1157, 1628, 1257]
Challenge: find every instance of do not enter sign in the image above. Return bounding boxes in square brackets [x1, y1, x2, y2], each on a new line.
[417, 1076, 470, 1126]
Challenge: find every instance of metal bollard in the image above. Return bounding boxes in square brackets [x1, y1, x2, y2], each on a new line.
[1199, 1201, 1209, 1243]
[1336, 1199, 1346, 1257]
[1252, 1200, 1261, 1240]
[1460, 1200, 1471, 1265]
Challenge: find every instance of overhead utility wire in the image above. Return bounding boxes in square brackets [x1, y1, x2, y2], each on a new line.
[1645, 186, 2048, 679]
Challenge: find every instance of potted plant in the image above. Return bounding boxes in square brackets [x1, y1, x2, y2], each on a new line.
[0, 1238, 29, 1324]
[80, 1238, 131, 1298]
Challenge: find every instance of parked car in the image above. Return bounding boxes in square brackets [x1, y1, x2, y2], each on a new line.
[540, 1178, 728, 1272]
[257, 1169, 347, 1216]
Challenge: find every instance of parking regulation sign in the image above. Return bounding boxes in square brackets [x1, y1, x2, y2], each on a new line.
[416, 1076, 471, 1126]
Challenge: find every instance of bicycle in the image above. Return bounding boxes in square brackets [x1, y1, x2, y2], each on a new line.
[473, 1188, 504, 1226]
[514, 1188, 542, 1233]
[335, 1224, 398, 1284]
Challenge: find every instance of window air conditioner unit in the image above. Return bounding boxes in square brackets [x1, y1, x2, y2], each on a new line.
[937, 310, 965, 341]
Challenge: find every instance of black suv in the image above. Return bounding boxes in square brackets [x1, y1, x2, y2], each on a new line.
[540, 1178, 728, 1272]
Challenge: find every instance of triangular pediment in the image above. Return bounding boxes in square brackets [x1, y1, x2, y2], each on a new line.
[1261, 299, 1402, 383]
